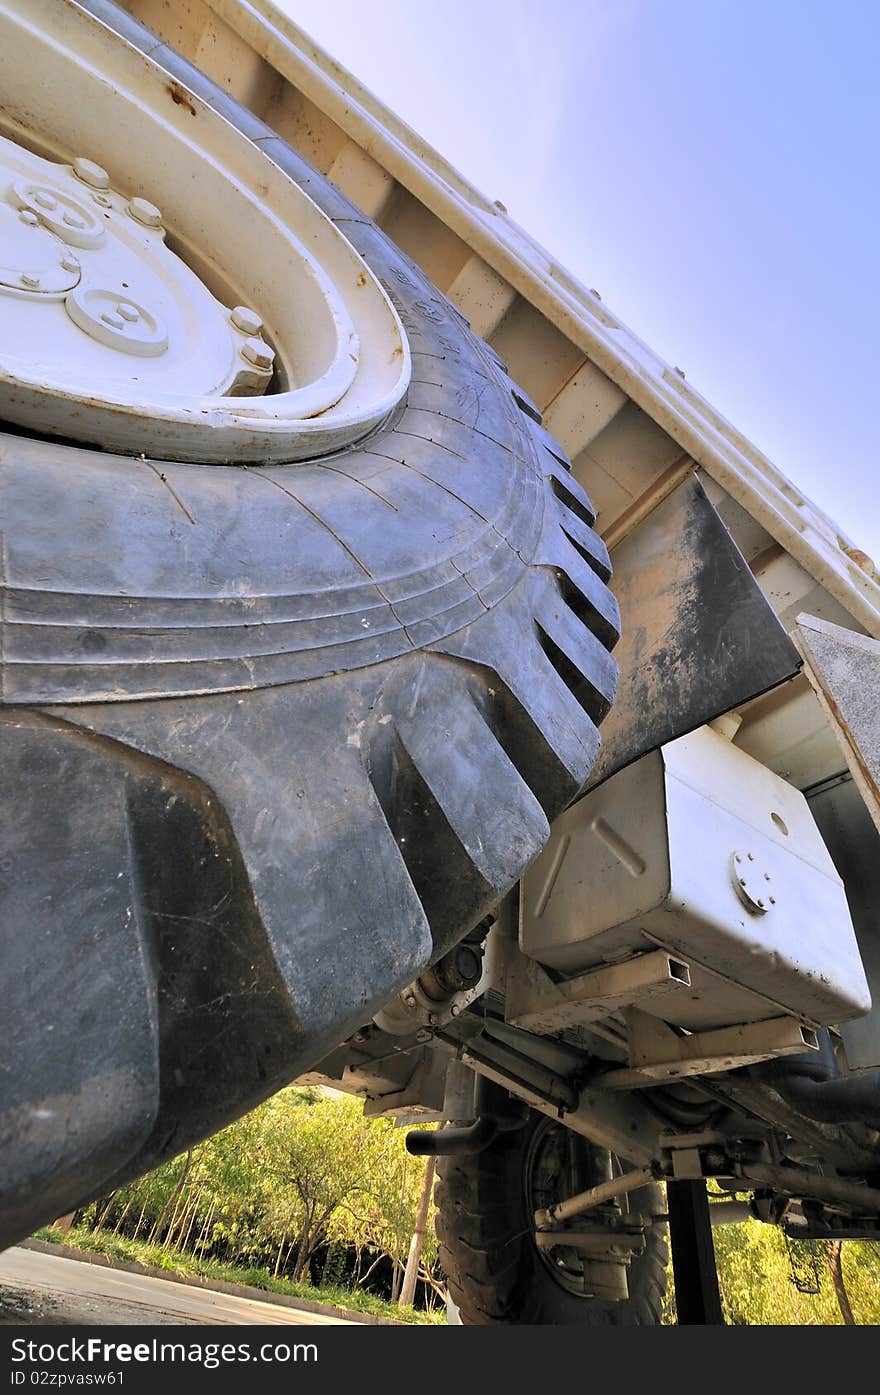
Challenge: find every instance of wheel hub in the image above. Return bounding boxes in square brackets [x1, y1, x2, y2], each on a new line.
[0, 1, 410, 464]
[526, 1120, 644, 1301]
[0, 135, 283, 401]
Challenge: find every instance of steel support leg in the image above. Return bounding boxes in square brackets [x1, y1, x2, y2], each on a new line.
[667, 1179, 724, 1325]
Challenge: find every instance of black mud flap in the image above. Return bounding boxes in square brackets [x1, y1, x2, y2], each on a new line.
[586, 474, 801, 789]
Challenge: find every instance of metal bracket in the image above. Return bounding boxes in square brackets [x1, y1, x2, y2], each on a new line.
[534, 1227, 647, 1259]
[597, 1009, 819, 1089]
[505, 947, 691, 1033]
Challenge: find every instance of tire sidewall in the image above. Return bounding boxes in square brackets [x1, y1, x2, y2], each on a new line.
[439, 1111, 668, 1326]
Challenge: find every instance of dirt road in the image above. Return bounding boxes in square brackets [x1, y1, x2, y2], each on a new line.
[0, 1247, 357, 1326]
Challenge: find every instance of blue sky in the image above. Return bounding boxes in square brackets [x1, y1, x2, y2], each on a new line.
[280, 0, 879, 561]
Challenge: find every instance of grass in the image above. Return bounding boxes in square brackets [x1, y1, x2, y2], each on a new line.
[32, 1225, 445, 1325]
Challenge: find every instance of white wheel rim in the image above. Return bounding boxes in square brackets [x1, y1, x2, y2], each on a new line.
[0, 0, 411, 464]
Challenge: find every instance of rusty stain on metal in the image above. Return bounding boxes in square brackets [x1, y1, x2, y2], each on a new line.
[840, 545, 877, 581]
[166, 80, 197, 117]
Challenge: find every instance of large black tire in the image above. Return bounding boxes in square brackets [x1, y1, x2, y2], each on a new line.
[436, 1113, 668, 1324]
[0, 2, 618, 1249]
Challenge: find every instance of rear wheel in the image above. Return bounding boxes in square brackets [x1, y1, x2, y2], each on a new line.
[436, 1111, 668, 1324]
[0, 1, 619, 1248]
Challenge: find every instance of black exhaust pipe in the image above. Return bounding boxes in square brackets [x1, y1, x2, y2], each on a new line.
[406, 1076, 528, 1157]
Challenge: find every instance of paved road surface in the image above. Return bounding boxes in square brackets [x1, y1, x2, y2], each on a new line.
[0, 1247, 357, 1325]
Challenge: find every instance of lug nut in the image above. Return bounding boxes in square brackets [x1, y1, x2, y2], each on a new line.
[18, 209, 38, 226]
[231, 305, 264, 336]
[127, 197, 163, 228]
[73, 157, 110, 190]
[117, 302, 140, 322]
[241, 337, 275, 370]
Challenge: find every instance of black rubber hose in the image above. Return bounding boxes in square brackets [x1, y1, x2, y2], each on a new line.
[752, 1030, 880, 1127]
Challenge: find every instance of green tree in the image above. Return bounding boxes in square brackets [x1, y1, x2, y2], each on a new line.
[255, 1091, 374, 1281]
[712, 1216, 880, 1325]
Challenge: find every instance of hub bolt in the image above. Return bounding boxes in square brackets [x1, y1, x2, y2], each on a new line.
[231, 305, 264, 335]
[72, 157, 110, 190]
[128, 197, 163, 229]
[241, 337, 275, 370]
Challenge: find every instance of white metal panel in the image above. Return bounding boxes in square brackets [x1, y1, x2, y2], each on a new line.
[519, 751, 671, 972]
[520, 726, 869, 1030]
[736, 677, 847, 790]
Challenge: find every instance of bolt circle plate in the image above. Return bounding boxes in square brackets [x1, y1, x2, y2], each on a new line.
[12, 178, 105, 249]
[730, 849, 775, 915]
[0, 200, 81, 295]
[65, 286, 168, 357]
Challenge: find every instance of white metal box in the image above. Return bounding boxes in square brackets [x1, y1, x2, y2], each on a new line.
[519, 727, 870, 1031]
